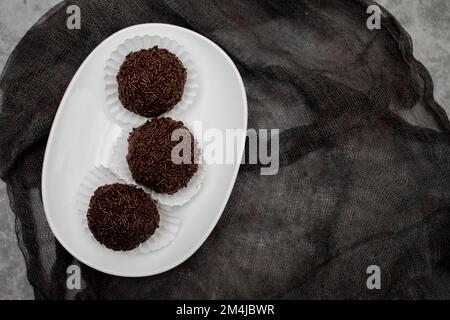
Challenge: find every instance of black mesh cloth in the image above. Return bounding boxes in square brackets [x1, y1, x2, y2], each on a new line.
[1, 0, 450, 299]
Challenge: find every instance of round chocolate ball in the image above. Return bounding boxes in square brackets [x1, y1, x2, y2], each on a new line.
[117, 46, 187, 117]
[127, 117, 198, 194]
[87, 183, 159, 251]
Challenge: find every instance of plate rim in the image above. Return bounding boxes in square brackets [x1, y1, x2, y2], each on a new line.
[41, 23, 248, 277]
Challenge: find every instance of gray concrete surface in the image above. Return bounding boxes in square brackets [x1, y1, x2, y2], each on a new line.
[378, 0, 450, 114]
[0, 0, 449, 299]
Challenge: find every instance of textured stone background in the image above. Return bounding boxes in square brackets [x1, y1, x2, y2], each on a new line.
[0, 0, 449, 299]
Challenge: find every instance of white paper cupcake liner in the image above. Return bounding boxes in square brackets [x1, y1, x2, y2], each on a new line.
[104, 35, 199, 127]
[75, 166, 181, 254]
[109, 124, 206, 211]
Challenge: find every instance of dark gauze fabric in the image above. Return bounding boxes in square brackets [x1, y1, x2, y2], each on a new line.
[1, 0, 450, 299]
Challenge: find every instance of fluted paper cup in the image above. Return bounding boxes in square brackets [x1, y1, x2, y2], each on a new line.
[109, 124, 206, 212]
[75, 166, 181, 254]
[104, 35, 199, 126]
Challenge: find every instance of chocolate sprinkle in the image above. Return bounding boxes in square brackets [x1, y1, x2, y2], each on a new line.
[127, 117, 199, 194]
[117, 46, 187, 117]
[87, 183, 159, 251]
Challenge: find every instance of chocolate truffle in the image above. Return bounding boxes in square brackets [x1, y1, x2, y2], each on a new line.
[117, 46, 187, 117]
[127, 117, 198, 194]
[87, 183, 159, 251]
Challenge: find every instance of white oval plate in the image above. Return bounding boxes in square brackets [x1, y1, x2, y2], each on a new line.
[42, 24, 247, 277]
